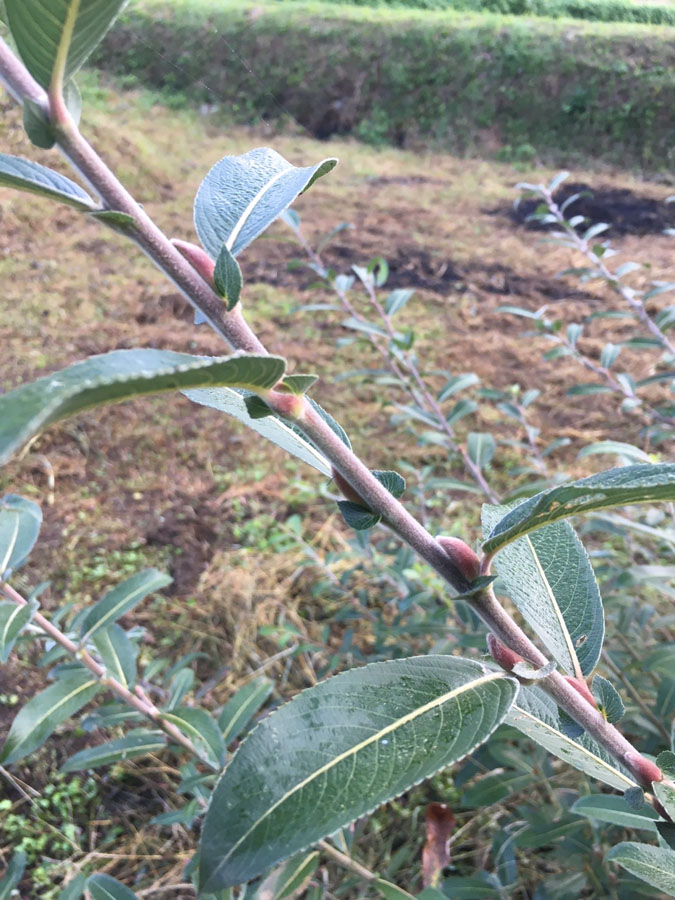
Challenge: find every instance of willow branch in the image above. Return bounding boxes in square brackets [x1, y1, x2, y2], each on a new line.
[0, 582, 214, 767]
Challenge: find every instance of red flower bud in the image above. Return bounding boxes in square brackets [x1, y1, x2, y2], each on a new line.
[172, 239, 215, 286]
[487, 634, 524, 672]
[624, 751, 664, 786]
[332, 467, 368, 507]
[564, 675, 598, 709]
[437, 536, 481, 582]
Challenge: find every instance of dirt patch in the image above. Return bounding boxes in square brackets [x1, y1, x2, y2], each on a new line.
[498, 183, 675, 236]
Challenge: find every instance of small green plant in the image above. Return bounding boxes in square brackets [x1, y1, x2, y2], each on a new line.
[0, 4, 674, 899]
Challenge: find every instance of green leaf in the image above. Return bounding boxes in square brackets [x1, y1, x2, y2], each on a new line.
[0, 669, 100, 765]
[92, 624, 137, 688]
[5, 0, 129, 90]
[194, 148, 337, 260]
[467, 432, 496, 470]
[150, 798, 200, 827]
[0, 349, 286, 467]
[0, 851, 25, 900]
[219, 677, 274, 745]
[571, 795, 660, 832]
[373, 879, 416, 900]
[80, 569, 171, 645]
[255, 852, 320, 900]
[0, 494, 42, 577]
[162, 707, 226, 768]
[592, 674, 625, 724]
[482, 506, 604, 678]
[384, 289, 415, 317]
[62, 729, 166, 772]
[56, 872, 87, 900]
[438, 373, 480, 403]
[86, 873, 139, 900]
[214, 244, 243, 310]
[606, 843, 675, 894]
[483, 465, 675, 554]
[337, 500, 381, 531]
[22, 100, 56, 149]
[657, 751, 675, 779]
[89, 210, 136, 228]
[373, 469, 406, 499]
[659, 823, 675, 852]
[0, 599, 38, 663]
[653, 782, 675, 821]
[507, 686, 636, 791]
[280, 375, 318, 395]
[578, 441, 651, 464]
[199, 656, 517, 890]
[184, 388, 331, 476]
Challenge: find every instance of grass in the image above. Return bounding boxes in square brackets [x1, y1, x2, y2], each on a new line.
[90, 0, 675, 170]
[296, 0, 675, 25]
[0, 70, 674, 895]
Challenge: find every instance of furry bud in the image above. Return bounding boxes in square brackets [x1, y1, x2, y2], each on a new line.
[624, 751, 664, 786]
[172, 239, 215, 286]
[332, 467, 367, 507]
[437, 536, 481, 582]
[487, 634, 524, 672]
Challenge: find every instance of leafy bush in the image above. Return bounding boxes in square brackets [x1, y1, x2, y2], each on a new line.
[309, 0, 675, 27]
[0, 2, 675, 899]
[91, 0, 675, 168]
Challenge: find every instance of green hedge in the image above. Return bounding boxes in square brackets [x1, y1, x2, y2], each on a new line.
[96, 1, 675, 169]
[309, 0, 675, 26]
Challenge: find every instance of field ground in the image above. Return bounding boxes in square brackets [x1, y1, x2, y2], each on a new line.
[0, 72, 674, 894]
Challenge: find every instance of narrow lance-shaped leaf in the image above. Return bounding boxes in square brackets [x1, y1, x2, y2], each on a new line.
[482, 505, 604, 678]
[256, 852, 320, 900]
[507, 685, 636, 792]
[483, 464, 675, 554]
[86, 873, 139, 900]
[162, 707, 226, 769]
[0, 494, 42, 578]
[194, 147, 337, 260]
[0, 599, 39, 663]
[0, 153, 95, 209]
[570, 795, 660, 832]
[199, 656, 518, 891]
[0, 851, 25, 900]
[0, 349, 286, 467]
[62, 729, 167, 773]
[92, 624, 137, 688]
[219, 676, 274, 745]
[55, 872, 87, 900]
[0, 669, 101, 765]
[5, 0, 129, 90]
[80, 569, 171, 645]
[606, 843, 675, 894]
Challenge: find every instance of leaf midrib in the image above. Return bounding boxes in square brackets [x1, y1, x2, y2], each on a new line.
[525, 533, 582, 679]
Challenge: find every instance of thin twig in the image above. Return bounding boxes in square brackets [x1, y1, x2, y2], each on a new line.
[0, 582, 214, 767]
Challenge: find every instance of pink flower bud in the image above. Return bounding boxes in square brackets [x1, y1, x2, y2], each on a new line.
[437, 536, 481, 582]
[624, 751, 664, 786]
[172, 239, 215, 286]
[332, 467, 367, 507]
[487, 634, 524, 672]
